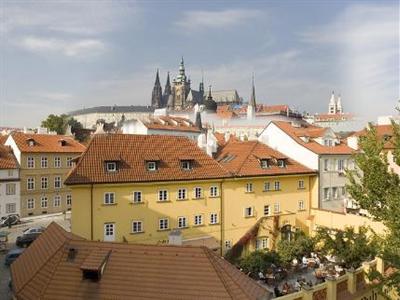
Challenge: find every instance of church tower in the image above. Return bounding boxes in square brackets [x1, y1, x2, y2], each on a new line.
[199, 74, 205, 104]
[172, 57, 191, 110]
[247, 75, 256, 120]
[336, 94, 343, 114]
[328, 91, 336, 114]
[151, 69, 162, 108]
[162, 72, 172, 108]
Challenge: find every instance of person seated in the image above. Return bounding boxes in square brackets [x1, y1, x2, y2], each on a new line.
[258, 271, 265, 280]
[294, 280, 301, 291]
[292, 257, 299, 266]
[302, 256, 308, 265]
[282, 282, 290, 294]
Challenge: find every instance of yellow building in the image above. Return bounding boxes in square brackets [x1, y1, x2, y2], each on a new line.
[6, 132, 85, 217]
[65, 134, 317, 254]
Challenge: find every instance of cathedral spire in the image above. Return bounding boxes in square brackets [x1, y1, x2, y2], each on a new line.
[151, 69, 162, 108]
[162, 72, 172, 108]
[250, 74, 256, 107]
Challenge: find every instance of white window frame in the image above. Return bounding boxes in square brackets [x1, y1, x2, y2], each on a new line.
[177, 216, 187, 228]
[244, 206, 254, 217]
[332, 187, 338, 199]
[106, 162, 117, 172]
[194, 214, 203, 226]
[41, 196, 48, 208]
[277, 159, 286, 168]
[5, 183, 16, 195]
[54, 156, 61, 168]
[298, 200, 305, 211]
[132, 191, 142, 203]
[245, 183, 253, 193]
[66, 194, 72, 206]
[147, 161, 157, 171]
[210, 213, 218, 224]
[256, 237, 268, 250]
[210, 186, 218, 197]
[6, 203, 16, 214]
[338, 159, 345, 172]
[132, 221, 143, 233]
[324, 159, 329, 171]
[274, 202, 280, 214]
[54, 176, 62, 189]
[41, 157, 48, 168]
[158, 190, 168, 201]
[264, 182, 270, 191]
[41, 177, 48, 189]
[264, 205, 270, 216]
[194, 187, 202, 199]
[260, 159, 269, 169]
[298, 180, 305, 189]
[27, 198, 35, 210]
[27, 177, 35, 190]
[177, 188, 187, 200]
[159, 218, 169, 230]
[53, 195, 61, 207]
[104, 192, 115, 205]
[274, 181, 281, 191]
[66, 157, 73, 167]
[27, 157, 35, 168]
[324, 187, 330, 200]
[181, 160, 192, 170]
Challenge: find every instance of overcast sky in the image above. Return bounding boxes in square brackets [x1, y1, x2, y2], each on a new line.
[0, 0, 398, 127]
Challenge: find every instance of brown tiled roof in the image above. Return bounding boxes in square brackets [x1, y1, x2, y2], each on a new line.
[0, 145, 18, 169]
[272, 121, 354, 155]
[65, 134, 230, 185]
[352, 124, 396, 150]
[216, 139, 315, 177]
[11, 222, 270, 300]
[10, 132, 86, 153]
[143, 116, 201, 133]
[0, 135, 8, 145]
[314, 113, 353, 122]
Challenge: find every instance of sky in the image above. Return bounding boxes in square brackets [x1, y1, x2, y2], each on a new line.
[0, 0, 399, 128]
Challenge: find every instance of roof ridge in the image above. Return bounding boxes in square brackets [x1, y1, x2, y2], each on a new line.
[236, 141, 259, 175]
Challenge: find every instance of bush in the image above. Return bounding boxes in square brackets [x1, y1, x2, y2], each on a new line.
[277, 231, 315, 265]
[239, 250, 281, 274]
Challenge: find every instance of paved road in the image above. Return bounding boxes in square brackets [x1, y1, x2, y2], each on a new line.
[0, 213, 71, 299]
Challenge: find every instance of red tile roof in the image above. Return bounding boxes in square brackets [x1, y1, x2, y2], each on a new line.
[10, 132, 86, 153]
[314, 113, 353, 122]
[352, 124, 396, 150]
[65, 134, 230, 185]
[272, 121, 354, 155]
[0, 145, 18, 169]
[143, 116, 201, 133]
[216, 139, 315, 177]
[0, 135, 8, 145]
[11, 222, 270, 300]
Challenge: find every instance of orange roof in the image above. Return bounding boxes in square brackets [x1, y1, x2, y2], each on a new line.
[10, 132, 86, 153]
[314, 113, 353, 122]
[143, 116, 201, 133]
[216, 139, 315, 177]
[272, 121, 354, 155]
[0, 135, 8, 145]
[11, 222, 270, 300]
[352, 124, 396, 150]
[65, 134, 230, 185]
[0, 145, 18, 169]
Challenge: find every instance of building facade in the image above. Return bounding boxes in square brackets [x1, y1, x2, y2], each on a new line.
[5, 133, 85, 217]
[0, 145, 20, 218]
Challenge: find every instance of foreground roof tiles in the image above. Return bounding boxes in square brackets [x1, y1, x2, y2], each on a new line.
[65, 134, 230, 185]
[10, 132, 86, 153]
[216, 139, 315, 177]
[0, 145, 18, 169]
[11, 222, 270, 300]
[272, 121, 354, 155]
[143, 115, 201, 133]
[0, 135, 8, 145]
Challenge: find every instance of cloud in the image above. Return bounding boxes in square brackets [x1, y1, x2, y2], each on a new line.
[175, 9, 261, 30]
[18, 36, 106, 57]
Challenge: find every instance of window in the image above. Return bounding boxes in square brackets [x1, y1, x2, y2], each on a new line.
[27, 177, 35, 190]
[106, 162, 117, 172]
[277, 159, 286, 168]
[264, 182, 271, 191]
[6, 203, 16, 214]
[194, 214, 203, 226]
[210, 213, 218, 224]
[41, 177, 48, 189]
[27, 157, 35, 168]
[256, 238, 268, 250]
[194, 187, 202, 199]
[66, 157, 73, 167]
[27, 198, 35, 209]
[225, 240, 232, 249]
[54, 157, 61, 168]
[7, 170, 13, 177]
[324, 159, 329, 171]
[53, 195, 61, 207]
[104, 192, 115, 205]
[245, 183, 253, 193]
[159, 218, 169, 230]
[264, 205, 270, 216]
[274, 202, 280, 213]
[178, 216, 187, 228]
[5, 183, 16, 195]
[332, 187, 338, 199]
[147, 161, 157, 171]
[324, 188, 330, 200]
[133, 191, 142, 203]
[132, 221, 143, 233]
[274, 181, 281, 191]
[338, 159, 345, 172]
[66, 194, 72, 206]
[210, 186, 218, 197]
[41, 197, 48, 208]
[41, 157, 48, 168]
[177, 188, 187, 200]
[244, 207, 254, 217]
[158, 190, 168, 201]
[298, 180, 304, 190]
[298, 200, 305, 210]
[341, 186, 346, 196]
[260, 159, 270, 169]
[181, 160, 192, 170]
[54, 176, 62, 189]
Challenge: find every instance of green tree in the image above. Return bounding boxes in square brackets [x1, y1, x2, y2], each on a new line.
[314, 226, 377, 269]
[347, 123, 400, 293]
[277, 231, 315, 265]
[239, 250, 280, 274]
[41, 114, 67, 134]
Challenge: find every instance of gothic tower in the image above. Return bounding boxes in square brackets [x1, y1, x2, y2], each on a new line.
[172, 57, 191, 110]
[162, 72, 172, 107]
[198, 73, 204, 104]
[151, 69, 162, 108]
[328, 91, 336, 114]
[247, 75, 256, 120]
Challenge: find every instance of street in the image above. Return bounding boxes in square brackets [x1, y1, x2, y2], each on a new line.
[0, 213, 71, 299]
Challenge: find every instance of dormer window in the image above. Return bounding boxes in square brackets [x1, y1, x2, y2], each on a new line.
[147, 161, 157, 171]
[105, 162, 117, 172]
[260, 159, 270, 169]
[27, 138, 35, 147]
[324, 139, 333, 147]
[181, 160, 192, 170]
[277, 159, 286, 168]
[58, 139, 67, 146]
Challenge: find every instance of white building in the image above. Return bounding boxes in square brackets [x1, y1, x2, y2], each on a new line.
[0, 145, 20, 218]
[258, 121, 354, 212]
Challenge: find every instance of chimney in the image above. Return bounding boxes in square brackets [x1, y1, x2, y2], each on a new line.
[80, 249, 111, 281]
[224, 132, 230, 142]
[67, 247, 77, 261]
